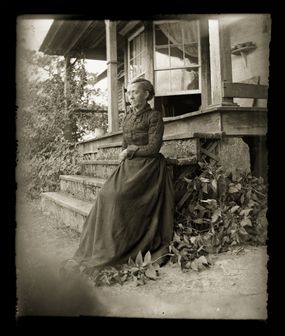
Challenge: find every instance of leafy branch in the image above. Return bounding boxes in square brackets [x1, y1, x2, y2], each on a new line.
[86, 251, 166, 287]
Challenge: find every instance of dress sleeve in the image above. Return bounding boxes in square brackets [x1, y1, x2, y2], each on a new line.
[127, 110, 164, 158]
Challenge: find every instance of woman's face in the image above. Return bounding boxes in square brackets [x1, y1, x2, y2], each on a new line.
[127, 83, 149, 109]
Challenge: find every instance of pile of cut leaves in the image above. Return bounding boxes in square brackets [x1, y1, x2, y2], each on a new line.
[170, 160, 267, 272]
[88, 161, 267, 286]
[87, 251, 165, 287]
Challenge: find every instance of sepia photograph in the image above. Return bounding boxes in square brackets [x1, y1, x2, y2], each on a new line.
[16, 14, 270, 320]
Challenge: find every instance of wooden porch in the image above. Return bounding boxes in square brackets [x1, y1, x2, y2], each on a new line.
[39, 16, 269, 231]
[39, 16, 269, 134]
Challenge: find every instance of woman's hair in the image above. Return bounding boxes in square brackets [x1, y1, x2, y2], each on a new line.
[130, 78, 155, 101]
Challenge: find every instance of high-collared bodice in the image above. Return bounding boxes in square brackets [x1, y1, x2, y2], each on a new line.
[122, 104, 164, 158]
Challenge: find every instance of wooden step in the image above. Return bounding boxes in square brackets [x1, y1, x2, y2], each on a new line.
[60, 175, 105, 201]
[40, 191, 93, 233]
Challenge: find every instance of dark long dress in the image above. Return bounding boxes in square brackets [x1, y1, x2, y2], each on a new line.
[73, 104, 174, 270]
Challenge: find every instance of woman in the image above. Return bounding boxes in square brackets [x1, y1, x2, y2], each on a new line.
[70, 78, 174, 273]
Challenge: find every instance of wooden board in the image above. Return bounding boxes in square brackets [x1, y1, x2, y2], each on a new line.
[163, 111, 222, 138]
[223, 82, 268, 99]
[221, 109, 267, 136]
[208, 19, 222, 105]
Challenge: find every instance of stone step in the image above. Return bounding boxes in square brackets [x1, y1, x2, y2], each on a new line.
[60, 175, 105, 201]
[40, 191, 93, 233]
[81, 137, 198, 162]
[80, 157, 196, 178]
[82, 142, 122, 161]
[80, 160, 120, 179]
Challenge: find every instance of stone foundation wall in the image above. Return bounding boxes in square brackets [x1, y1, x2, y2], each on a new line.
[160, 139, 198, 159]
[218, 138, 251, 174]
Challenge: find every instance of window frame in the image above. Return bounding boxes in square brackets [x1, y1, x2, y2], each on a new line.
[127, 26, 146, 83]
[153, 20, 202, 96]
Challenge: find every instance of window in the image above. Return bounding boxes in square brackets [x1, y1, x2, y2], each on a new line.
[153, 21, 201, 96]
[128, 28, 146, 82]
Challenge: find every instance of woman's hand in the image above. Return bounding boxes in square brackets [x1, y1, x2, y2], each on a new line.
[118, 149, 128, 162]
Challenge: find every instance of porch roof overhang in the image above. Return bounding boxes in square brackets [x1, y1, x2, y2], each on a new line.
[39, 20, 142, 61]
[38, 15, 222, 60]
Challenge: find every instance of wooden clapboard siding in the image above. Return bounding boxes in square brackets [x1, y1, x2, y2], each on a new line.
[222, 82, 268, 99]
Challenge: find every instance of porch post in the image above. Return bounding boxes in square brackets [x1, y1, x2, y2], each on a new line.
[200, 19, 211, 108]
[63, 55, 73, 141]
[105, 20, 119, 133]
[208, 17, 235, 106]
[144, 21, 154, 109]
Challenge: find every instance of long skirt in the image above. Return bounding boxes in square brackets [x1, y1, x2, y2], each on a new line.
[73, 153, 174, 269]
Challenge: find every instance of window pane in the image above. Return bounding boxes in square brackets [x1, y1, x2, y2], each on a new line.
[155, 47, 170, 69]
[170, 69, 184, 91]
[171, 68, 199, 91]
[135, 36, 140, 57]
[182, 21, 198, 44]
[170, 45, 184, 67]
[155, 70, 170, 94]
[129, 59, 134, 79]
[184, 44, 199, 64]
[140, 33, 145, 51]
[139, 53, 143, 74]
[129, 31, 146, 80]
[184, 68, 199, 90]
[155, 24, 169, 45]
[130, 57, 140, 79]
[167, 22, 183, 44]
[130, 40, 134, 59]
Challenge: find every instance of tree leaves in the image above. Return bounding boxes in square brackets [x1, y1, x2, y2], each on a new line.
[18, 47, 107, 197]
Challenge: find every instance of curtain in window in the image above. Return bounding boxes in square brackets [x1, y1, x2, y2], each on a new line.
[158, 22, 198, 57]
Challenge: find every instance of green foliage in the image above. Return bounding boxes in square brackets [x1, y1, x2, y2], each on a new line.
[172, 161, 268, 272]
[17, 47, 105, 198]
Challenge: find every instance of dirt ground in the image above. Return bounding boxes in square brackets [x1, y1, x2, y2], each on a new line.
[15, 193, 268, 319]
